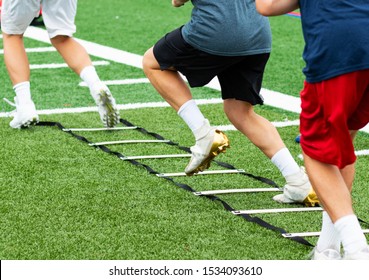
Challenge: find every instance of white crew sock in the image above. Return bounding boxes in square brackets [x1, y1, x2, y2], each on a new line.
[13, 81, 32, 102]
[316, 211, 341, 252]
[334, 214, 367, 255]
[271, 147, 300, 177]
[80, 65, 102, 95]
[178, 99, 206, 132]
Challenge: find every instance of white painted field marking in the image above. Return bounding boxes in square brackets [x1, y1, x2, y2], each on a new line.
[79, 78, 150, 87]
[23, 26, 143, 68]
[217, 120, 300, 131]
[0, 98, 225, 117]
[355, 149, 369, 156]
[0, 46, 56, 55]
[30, 60, 109, 70]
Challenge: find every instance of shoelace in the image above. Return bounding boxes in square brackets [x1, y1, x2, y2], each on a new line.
[3, 97, 16, 117]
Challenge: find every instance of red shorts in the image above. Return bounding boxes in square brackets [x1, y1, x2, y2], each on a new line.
[300, 69, 369, 168]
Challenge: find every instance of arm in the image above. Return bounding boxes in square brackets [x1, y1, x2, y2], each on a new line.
[255, 0, 299, 16]
[172, 0, 189, 8]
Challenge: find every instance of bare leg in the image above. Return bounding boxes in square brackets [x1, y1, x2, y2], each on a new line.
[50, 35, 119, 127]
[2, 33, 30, 85]
[304, 130, 357, 221]
[2, 33, 39, 128]
[340, 130, 358, 191]
[223, 88, 315, 206]
[223, 99, 285, 158]
[143, 47, 229, 175]
[303, 152, 354, 222]
[50, 35, 92, 75]
[142, 47, 192, 111]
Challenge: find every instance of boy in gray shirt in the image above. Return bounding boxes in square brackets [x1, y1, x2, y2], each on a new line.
[142, 0, 316, 206]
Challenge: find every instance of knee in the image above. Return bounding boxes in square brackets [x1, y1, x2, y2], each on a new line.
[2, 33, 23, 42]
[224, 100, 253, 123]
[50, 35, 70, 47]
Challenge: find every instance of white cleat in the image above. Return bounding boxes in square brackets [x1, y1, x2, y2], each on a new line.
[310, 248, 341, 260]
[93, 86, 120, 127]
[8, 97, 39, 129]
[273, 167, 319, 207]
[344, 246, 369, 260]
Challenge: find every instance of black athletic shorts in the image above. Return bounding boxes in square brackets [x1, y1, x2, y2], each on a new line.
[153, 27, 270, 105]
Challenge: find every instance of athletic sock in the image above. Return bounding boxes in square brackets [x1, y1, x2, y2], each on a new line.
[80, 65, 102, 97]
[178, 99, 206, 132]
[334, 214, 367, 255]
[13, 81, 32, 102]
[316, 211, 341, 252]
[271, 147, 300, 177]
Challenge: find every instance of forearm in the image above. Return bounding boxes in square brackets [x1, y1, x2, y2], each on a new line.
[172, 0, 189, 7]
[255, 0, 299, 16]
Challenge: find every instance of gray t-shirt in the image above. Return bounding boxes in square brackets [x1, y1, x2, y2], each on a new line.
[181, 0, 271, 56]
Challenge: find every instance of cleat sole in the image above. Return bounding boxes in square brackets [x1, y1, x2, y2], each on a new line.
[98, 90, 120, 128]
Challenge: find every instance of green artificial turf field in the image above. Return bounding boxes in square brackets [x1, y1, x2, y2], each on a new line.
[0, 0, 368, 260]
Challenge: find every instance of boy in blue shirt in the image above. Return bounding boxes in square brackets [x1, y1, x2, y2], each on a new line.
[256, 0, 369, 260]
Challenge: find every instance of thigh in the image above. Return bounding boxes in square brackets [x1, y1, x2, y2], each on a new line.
[41, 0, 77, 38]
[218, 53, 270, 105]
[1, 0, 41, 34]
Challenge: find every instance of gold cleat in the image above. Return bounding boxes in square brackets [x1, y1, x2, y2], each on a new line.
[185, 129, 230, 176]
[302, 189, 320, 207]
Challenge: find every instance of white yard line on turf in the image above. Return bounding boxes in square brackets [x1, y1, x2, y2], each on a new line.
[23, 26, 143, 68]
[355, 150, 369, 156]
[30, 60, 110, 70]
[217, 120, 300, 131]
[2, 26, 369, 134]
[0, 46, 56, 55]
[0, 98, 223, 117]
[79, 78, 150, 87]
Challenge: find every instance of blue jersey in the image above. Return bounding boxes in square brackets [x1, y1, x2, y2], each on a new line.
[299, 0, 369, 83]
[181, 0, 271, 56]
